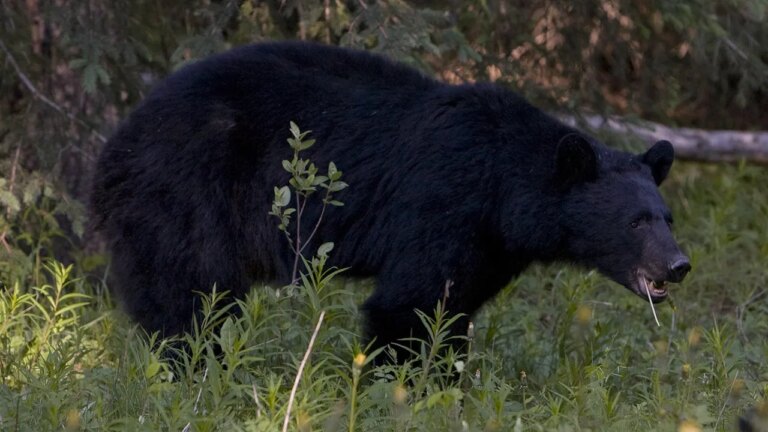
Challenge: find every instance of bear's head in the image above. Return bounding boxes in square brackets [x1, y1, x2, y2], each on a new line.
[554, 135, 691, 303]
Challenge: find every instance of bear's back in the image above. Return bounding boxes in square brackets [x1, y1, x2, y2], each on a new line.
[147, 42, 437, 106]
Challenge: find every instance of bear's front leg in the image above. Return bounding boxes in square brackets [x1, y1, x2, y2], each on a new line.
[362, 269, 472, 364]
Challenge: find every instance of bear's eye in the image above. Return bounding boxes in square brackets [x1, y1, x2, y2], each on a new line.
[630, 217, 648, 229]
[630, 212, 652, 229]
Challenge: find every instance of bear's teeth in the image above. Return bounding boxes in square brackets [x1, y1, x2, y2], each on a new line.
[646, 278, 668, 294]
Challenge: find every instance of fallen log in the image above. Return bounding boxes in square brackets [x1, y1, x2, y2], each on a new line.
[560, 115, 768, 165]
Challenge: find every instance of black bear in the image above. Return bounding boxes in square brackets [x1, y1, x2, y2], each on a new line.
[91, 42, 690, 351]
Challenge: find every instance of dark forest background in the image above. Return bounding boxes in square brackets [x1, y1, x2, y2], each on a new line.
[2, 0, 766, 199]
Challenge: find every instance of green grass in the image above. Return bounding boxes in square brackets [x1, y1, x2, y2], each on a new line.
[1, 161, 766, 431]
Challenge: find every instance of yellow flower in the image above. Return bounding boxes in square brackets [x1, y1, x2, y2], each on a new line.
[393, 384, 408, 405]
[297, 410, 311, 432]
[353, 353, 366, 369]
[677, 419, 701, 432]
[576, 304, 592, 325]
[687, 327, 702, 347]
[681, 363, 691, 379]
[65, 409, 80, 431]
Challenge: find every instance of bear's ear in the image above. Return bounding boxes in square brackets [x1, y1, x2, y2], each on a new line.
[641, 140, 674, 186]
[555, 134, 598, 187]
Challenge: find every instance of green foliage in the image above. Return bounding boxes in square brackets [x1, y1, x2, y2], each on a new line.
[0, 167, 87, 287]
[0, 156, 766, 430]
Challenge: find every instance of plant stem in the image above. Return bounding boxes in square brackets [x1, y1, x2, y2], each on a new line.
[291, 193, 303, 284]
[299, 188, 331, 256]
[349, 369, 359, 432]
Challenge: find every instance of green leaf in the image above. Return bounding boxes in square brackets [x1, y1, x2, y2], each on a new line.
[22, 178, 41, 205]
[69, 58, 88, 69]
[82, 64, 98, 93]
[426, 388, 463, 408]
[299, 138, 316, 150]
[329, 181, 348, 192]
[274, 186, 291, 207]
[56, 302, 91, 316]
[81, 64, 110, 93]
[145, 360, 161, 379]
[219, 317, 236, 352]
[281, 160, 293, 173]
[317, 242, 334, 257]
[96, 64, 111, 86]
[295, 177, 306, 190]
[328, 200, 344, 207]
[279, 186, 291, 206]
[72, 218, 85, 239]
[0, 191, 21, 214]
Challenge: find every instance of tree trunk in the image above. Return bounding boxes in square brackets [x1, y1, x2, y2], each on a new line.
[560, 115, 768, 165]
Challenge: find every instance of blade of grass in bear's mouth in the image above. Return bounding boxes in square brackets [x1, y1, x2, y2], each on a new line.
[644, 278, 661, 327]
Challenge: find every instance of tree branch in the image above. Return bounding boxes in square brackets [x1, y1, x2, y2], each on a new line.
[560, 114, 768, 165]
[0, 38, 107, 144]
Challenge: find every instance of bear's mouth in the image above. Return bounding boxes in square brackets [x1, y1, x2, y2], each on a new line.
[633, 272, 669, 302]
[630, 271, 673, 327]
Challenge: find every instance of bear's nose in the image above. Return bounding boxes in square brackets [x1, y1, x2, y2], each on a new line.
[668, 258, 691, 282]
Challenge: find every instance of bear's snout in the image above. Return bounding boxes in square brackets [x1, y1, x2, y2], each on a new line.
[667, 257, 691, 283]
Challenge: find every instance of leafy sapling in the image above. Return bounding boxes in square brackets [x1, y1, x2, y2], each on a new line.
[269, 121, 348, 285]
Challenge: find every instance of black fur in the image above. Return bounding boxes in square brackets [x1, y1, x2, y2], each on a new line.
[92, 42, 688, 350]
